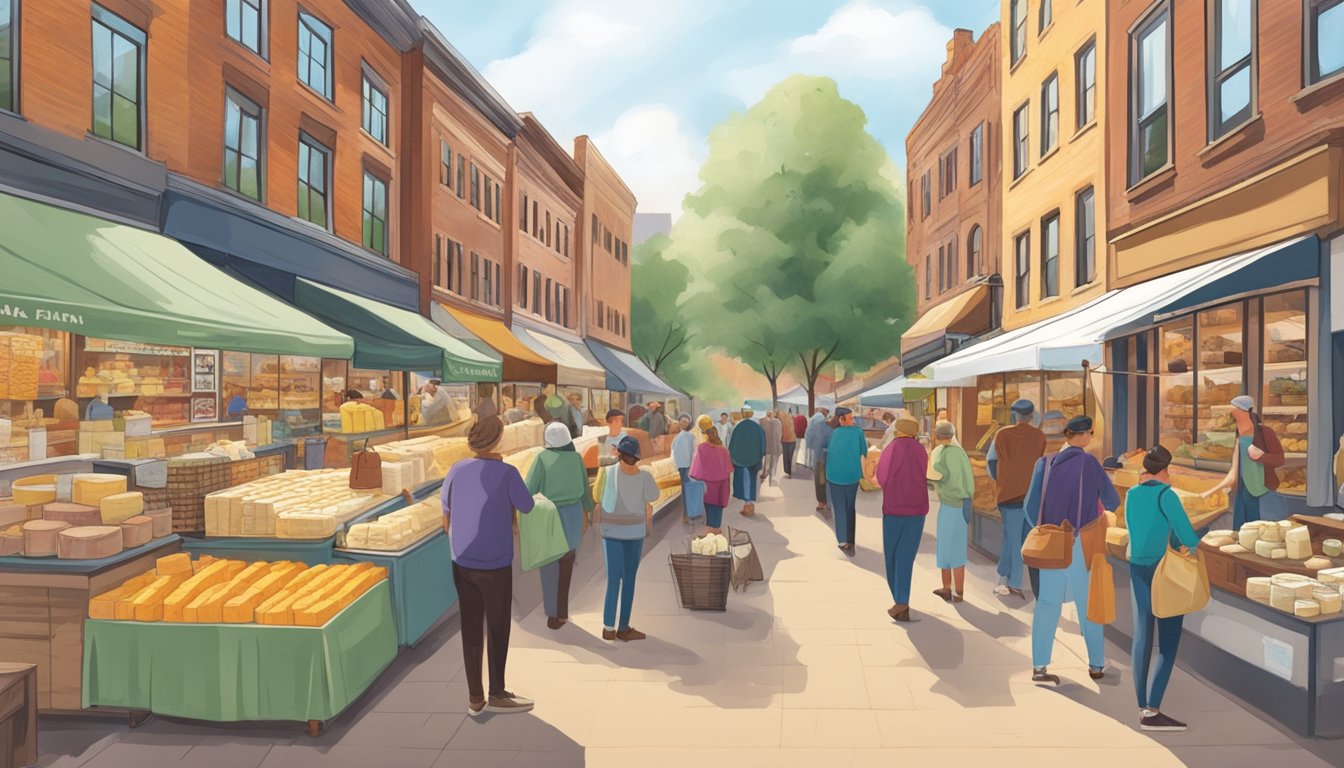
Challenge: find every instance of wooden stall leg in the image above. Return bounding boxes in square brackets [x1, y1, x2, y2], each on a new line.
[307, 719, 323, 737]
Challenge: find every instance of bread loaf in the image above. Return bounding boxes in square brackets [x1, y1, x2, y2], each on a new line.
[123, 573, 191, 621]
[119, 516, 154, 548]
[42, 502, 101, 527]
[22, 519, 69, 556]
[58, 526, 123, 559]
[222, 562, 304, 623]
[1246, 576, 1272, 601]
[293, 567, 387, 626]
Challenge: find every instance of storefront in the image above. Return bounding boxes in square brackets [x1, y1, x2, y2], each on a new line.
[510, 318, 607, 429]
[432, 301, 559, 432]
[899, 284, 995, 373]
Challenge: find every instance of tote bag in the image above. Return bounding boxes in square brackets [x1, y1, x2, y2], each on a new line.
[1152, 545, 1210, 618]
[1021, 453, 1081, 570]
[683, 478, 707, 520]
[518, 494, 570, 571]
[1086, 553, 1117, 624]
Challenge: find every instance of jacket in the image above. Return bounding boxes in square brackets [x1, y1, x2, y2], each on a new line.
[762, 417, 783, 455]
[671, 429, 696, 469]
[781, 414, 797, 443]
[525, 448, 596, 512]
[728, 418, 766, 467]
[1125, 480, 1200, 566]
[805, 417, 834, 460]
[929, 443, 975, 505]
[988, 422, 1047, 505]
[690, 442, 733, 507]
[825, 425, 868, 485]
[876, 436, 930, 516]
[1023, 446, 1119, 530]
[1250, 420, 1286, 492]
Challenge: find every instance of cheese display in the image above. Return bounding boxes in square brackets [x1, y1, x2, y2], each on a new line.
[646, 457, 681, 490]
[155, 552, 193, 576]
[99, 492, 145, 524]
[339, 401, 386, 433]
[1314, 588, 1343, 615]
[1295, 599, 1321, 618]
[379, 459, 426, 496]
[1271, 548, 1288, 560]
[1260, 521, 1283, 543]
[89, 571, 157, 619]
[40, 502, 101, 527]
[293, 567, 386, 626]
[1254, 539, 1277, 558]
[1202, 532, 1235, 548]
[0, 502, 27, 529]
[57, 526, 123, 559]
[374, 435, 474, 480]
[497, 418, 545, 453]
[1325, 540, 1343, 558]
[342, 498, 442, 551]
[72, 474, 128, 507]
[12, 475, 57, 506]
[203, 469, 388, 538]
[120, 515, 154, 548]
[162, 560, 246, 622]
[1318, 567, 1344, 586]
[22, 519, 69, 556]
[1238, 526, 1259, 549]
[1246, 577, 1272, 602]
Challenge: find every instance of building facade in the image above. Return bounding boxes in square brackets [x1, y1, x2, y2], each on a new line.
[575, 136, 637, 352]
[512, 114, 583, 334]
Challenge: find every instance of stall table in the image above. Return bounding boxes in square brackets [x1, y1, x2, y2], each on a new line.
[334, 533, 455, 647]
[82, 581, 397, 735]
[180, 535, 336, 566]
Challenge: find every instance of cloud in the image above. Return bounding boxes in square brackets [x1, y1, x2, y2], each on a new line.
[594, 105, 704, 218]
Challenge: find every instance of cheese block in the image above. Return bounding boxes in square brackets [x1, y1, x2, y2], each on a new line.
[1317, 567, 1344, 585]
[1204, 535, 1235, 548]
[1246, 576, 1272, 602]
[1312, 587, 1342, 614]
[222, 562, 304, 623]
[0, 502, 30, 528]
[42, 502, 101, 527]
[294, 567, 387, 626]
[1285, 526, 1313, 560]
[0, 525, 22, 556]
[145, 507, 172, 538]
[156, 552, 193, 576]
[1271, 548, 1287, 559]
[182, 583, 232, 623]
[1325, 539, 1344, 558]
[99, 492, 145, 525]
[72, 474, 128, 507]
[192, 555, 218, 573]
[1258, 522, 1282, 543]
[256, 565, 349, 625]
[162, 560, 237, 622]
[119, 516, 154, 548]
[58, 526, 123, 559]
[1295, 599, 1321, 618]
[1270, 585, 1298, 612]
[122, 573, 191, 621]
[253, 564, 330, 621]
[1238, 526, 1260, 549]
[1272, 573, 1318, 597]
[89, 571, 157, 619]
[1301, 556, 1332, 571]
[55, 474, 74, 503]
[12, 478, 57, 506]
[1254, 539, 1277, 558]
[22, 519, 69, 556]
[1219, 543, 1249, 554]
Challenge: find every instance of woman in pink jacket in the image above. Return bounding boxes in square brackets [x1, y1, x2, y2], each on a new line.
[876, 417, 930, 623]
[690, 426, 733, 532]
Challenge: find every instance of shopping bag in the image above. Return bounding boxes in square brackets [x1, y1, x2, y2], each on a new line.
[683, 478, 707, 520]
[349, 440, 383, 490]
[518, 494, 570, 571]
[1020, 453, 1079, 570]
[728, 527, 764, 591]
[1152, 545, 1210, 618]
[1086, 553, 1116, 624]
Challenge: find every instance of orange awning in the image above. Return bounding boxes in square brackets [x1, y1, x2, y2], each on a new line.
[433, 302, 556, 383]
[900, 285, 991, 355]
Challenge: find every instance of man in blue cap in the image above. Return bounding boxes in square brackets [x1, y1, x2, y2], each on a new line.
[987, 399, 1046, 598]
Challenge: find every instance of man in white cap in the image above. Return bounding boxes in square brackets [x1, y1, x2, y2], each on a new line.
[1203, 395, 1287, 526]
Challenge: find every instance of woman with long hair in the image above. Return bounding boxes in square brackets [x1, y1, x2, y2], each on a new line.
[690, 424, 733, 532]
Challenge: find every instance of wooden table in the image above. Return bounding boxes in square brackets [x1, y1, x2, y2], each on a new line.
[1198, 515, 1344, 597]
[0, 663, 35, 768]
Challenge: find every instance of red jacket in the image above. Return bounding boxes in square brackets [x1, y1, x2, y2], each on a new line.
[1252, 421, 1286, 492]
[876, 436, 930, 516]
[793, 414, 808, 439]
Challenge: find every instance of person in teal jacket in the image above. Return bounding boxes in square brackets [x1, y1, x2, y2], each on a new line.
[928, 421, 974, 601]
[728, 406, 766, 516]
[1125, 445, 1200, 733]
[526, 422, 597, 631]
[826, 407, 869, 554]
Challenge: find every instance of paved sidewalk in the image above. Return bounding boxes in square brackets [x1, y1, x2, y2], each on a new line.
[37, 474, 1339, 767]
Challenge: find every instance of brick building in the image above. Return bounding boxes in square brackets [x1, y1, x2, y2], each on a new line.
[575, 136, 637, 352]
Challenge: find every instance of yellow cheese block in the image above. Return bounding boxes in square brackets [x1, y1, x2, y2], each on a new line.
[253, 564, 329, 621]
[72, 474, 128, 507]
[182, 583, 232, 623]
[90, 571, 158, 620]
[156, 552, 193, 576]
[121, 573, 190, 622]
[256, 565, 353, 625]
[99, 492, 145, 524]
[12, 485, 57, 506]
[163, 560, 237, 622]
[192, 554, 219, 573]
[294, 567, 387, 626]
[185, 562, 273, 623]
[222, 562, 304, 623]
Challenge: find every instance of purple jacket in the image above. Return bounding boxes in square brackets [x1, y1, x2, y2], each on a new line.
[875, 436, 930, 517]
[1023, 446, 1119, 530]
[442, 456, 536, 570]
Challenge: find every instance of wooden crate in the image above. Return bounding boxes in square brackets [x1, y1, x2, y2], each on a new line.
[0, 662, 37, 768]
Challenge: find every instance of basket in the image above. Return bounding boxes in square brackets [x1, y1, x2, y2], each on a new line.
[669, 550, 731, 611]
[166, 455, 231, 534]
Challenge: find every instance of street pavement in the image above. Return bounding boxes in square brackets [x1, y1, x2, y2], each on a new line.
[36, 471, 1340, 767]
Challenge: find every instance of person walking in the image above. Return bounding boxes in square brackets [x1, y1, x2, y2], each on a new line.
[1203, 395, 1287, 526]
[987, 400, 1046, 598]
[876, 417, 929, 622]
[718, 411, 734, 445]
[927, 421, 974, 601]
[442, 416, 536, 716]
[691, 425, 733, 532]
[761, 410, 783, 486]
[728, 406, 766, 516]
[595, 435, 659, 642]
[672, 414, 697, 484]
[806, 408, 834, 512]
[780, 408, 798, 478]
[602, 408, 629, 466]
[878, 412, 898, 450]
[1023, 415, 1119, 685]
[526, 423, 596, 631]
[826, 407, 868, 554]
[1126, 445, 1200, 732]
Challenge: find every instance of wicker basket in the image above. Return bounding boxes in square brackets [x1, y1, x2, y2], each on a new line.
[166, 455, 231, 534]
[669, 550, 732, 611]
[228, 453, 285, 486]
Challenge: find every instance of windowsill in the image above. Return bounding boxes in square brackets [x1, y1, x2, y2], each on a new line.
[0, 107, 25, 121]
[1125, 163, 1176, 199]
[296, 81, 338, 112]
[1070, 281, 1097, 297]
[1198, 114, 1262, 163]
[1008, 165, 1035, 190]
[1009, 54, 1027, 76]
[84, 132, 147, 158]
[1038, 22, 1054, 39]
[1037, 295, 1062, 308]
[1070, 119, 1098, 142]
[224, 36, 269, 67]
[1038, 144, 1061, 166]
[359, 129, 395, 159]
[215, 183, 267, 209]
[476, 210, 501, 229]
[1292, 70, 1344, 106]
[290, 215, 334, 236]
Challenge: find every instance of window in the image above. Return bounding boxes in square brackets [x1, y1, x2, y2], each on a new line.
[440, 140, 452, 187]
[562, 287, 570, 327]
[470, 253, 479, 301]
[1307, 0, 1344, 85]
[622, 241, 629, 264]
[564, 225, 570, 257]
[494, 184, 502, 225]
[494, 262, 501, 307]
[1075, 187, 1095, 286]
[484, 177, 493, 220]
[443, 239, 463, 295]
[968, 225, 982, 277]
[0, 0, 13, 112]
[91, 6, 146, 150]
[937, 245, 945, 293]
[939, 148, 957, 198]
[1040, 0, 1052, 31]
[297, 11, 332, 100]
[969, 124, 983, 186]
[519, 265, 528, 308]
[597, 300, 605, 329]
[924, 255, 932, 299]
[1013, 103, 1030, 178]
[361, 68, 388, 145]
[1209, 0, 1254, 140]
[456, 154, 465, 198]
[435, 235, 443, 288]
[469, 164, 480, 209]
[948, 236, 958, 286]
[1011, 0, 1027, 65]
[1041, 73, 1059, 155]
[296, 134, 330, 228]
[482, 257, 493, 305]
[545, 211, 552, 245]
[533, 202, 540, 238]
[592, 214, 600, 244]
[920, 171, 931, 217]
[223, 88, 263, 201]
[226, 0, 265, 56]
[521, 193, 529, 232]
[1076, 40, 1096, 129]
[1014, 232, 1031, 309]
[1041, 212, 1060, 298]
[545, 278, 553, 322]
[1130, 5, 1171, 184]
[362, 172, 388, 256]
[533, 271, 542, 314]
[604, 228, 612, 252]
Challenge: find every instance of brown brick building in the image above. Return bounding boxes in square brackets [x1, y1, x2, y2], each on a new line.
[511, 114, 583, 332]
[576, 136, 637, 352]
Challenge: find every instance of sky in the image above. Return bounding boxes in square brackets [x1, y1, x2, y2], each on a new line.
[417, 0, 1000, 218]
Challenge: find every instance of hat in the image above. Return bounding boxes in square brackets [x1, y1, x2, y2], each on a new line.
[678, 413, 692, 424]
[1040, 410, 1066, 436]
[1066, 415, 1094, 433]
[697, 415, 713, 432]
[1143, 445, 1173, 475]
[606, 408, 625, 421]
[544, 422, 572, 449]
[933, 420, 956, 438]
[1231, 395, 1255, 412]
[896, 417, 920, 437]
[742, 404, 754, 414]
[616, 435, 641, 459]
[1010, 399, 1035, 416]
[836, 406, 853, 417]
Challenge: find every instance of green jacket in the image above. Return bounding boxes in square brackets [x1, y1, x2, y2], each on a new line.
[930, 443, 974, 505]
[525, 449, 596, 512]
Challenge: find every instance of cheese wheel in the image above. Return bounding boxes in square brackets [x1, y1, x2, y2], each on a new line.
[12, 483, 57, 506]
[0, 502, 28, 529]
[72, 474, 128, 506]
[1314, 588, 1342, 614]
[1317, 567, 1344, 585]
[1325, 539, 1343, 558]
[1238, 527, 1260, 549]
[99, 492, 145, 525]
[57, 526, 123, 559]
[1245, 576, 1272, 601]
[1270, 585, 1298, 612]
[145, 507, 172, 538]
[1271, 548, 1288, 560]
[22, 519, 69, 556]
[42, 502, 101, 527]
[1260, 522, 1282, 543]
[1295, 599, 1321, 618]
[119, 516, 154, 548]
[1254, 539, 1277, 558]
[1204, 535, 1234, 548]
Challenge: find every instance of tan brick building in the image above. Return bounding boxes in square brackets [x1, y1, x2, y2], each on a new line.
[512, 114, 583, 333]
[575, 136, 637, 352]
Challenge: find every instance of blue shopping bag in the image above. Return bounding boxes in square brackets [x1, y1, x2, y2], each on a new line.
[683, 479, 707, 520]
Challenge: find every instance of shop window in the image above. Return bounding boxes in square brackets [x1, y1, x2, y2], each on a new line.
[1209, 0, 1255, 141]
[1045, 372, 1084, 420]
[1192, 304, 1245, 468]
[1158, 316, 1196, 462]
[78, 339, 191, 427]
[1040, 211, 1059, 299]
[1010, 0, 1027, 65]
[1306, 0, 1344, 85]
[0, 0, 14, 113]
[91, 5, 146, 150]
[969, 123, 983, 186]
[0, 325, 70, 456]
[1130, 3, 1171, 185]
[1040, 73, 1059, 155]
[1012, 103, 1029, 178]
[226, 0, 266, 57]
[440, 139, 452, 187]
[1076, 40, 1096, 129]
[361, 171, 388, 256]
[297, 134, 330, 229]
[1014, 232, 1030, 309]
[1262, 291, 1309, 495]
[1075, 186, 1095, 286]
[297, 11, 332, 100]
[223, 88, 263, 201]
[361, 66, 389, 145]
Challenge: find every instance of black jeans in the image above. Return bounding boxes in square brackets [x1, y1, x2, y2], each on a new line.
[453, 562, 513, 701]
[783, 442, 796, 475]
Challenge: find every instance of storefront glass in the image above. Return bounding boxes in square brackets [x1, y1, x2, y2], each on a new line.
[1193, 304, 1244, 469]
[1045, 372, 1085, 419]
[76, 339, 191, 426]
[1261, 291, 1309, 495]
[1159, 316, 1196, 460]
[0, 327, 73, 462]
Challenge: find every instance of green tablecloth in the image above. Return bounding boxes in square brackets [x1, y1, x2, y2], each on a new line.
[82, 581, 397, 722]
[334, 531, 456, 647]
[180, 535, 336, 566]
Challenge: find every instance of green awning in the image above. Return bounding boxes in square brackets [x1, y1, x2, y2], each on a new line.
[0, 192, 354, 358]
[293, 279, 501, 382]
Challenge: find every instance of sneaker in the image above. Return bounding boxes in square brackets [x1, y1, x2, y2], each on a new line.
[932, 588, 953, 602]
[602, 628, 617, 641]
[1089, 666, 1106, 680]
[993, 585, 1012, 597]
[486, 692, 534, 714]
[467, 699, 487, 717]
[1007, 587, 1027, 599]
[1140, 712, 1187, 732]
[547, 617, 565, 631]
[616, 627, 647, 642]
[1032, 668, 1061, 685]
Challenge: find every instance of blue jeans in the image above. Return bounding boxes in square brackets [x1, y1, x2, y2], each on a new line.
[1032, 536, 1105, 668]
[1131, 561, 1184, 709]
[829, 482, 859, 546]
[883, 515, 925, 604]
[678, 467, 691, 484]
[996, 504, 1029, 589]
[603, 537, 644, 631]
[705, 504, 724, 529]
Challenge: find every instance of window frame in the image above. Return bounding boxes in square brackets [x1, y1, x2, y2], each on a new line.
[361, 169, 389, 256]
[296, 132, 332, 230]
[1012, 102, 1030, 179]
[1305, 0, 1344, 85]
[483, 176, 493, 220]
[1040, 72, 1060, 156]
[924, 254, 932, 300]
[1208, 0, 1257, 142]
[90, 5, 147, 151]
[296, 10, 333, 101]
[920, 171, 931, 218]
[439, 138, 452, 187]
[969, 123, 984, 186]
[1039, 0, 1053, 33]
[1128, 2, 1173, 186]
[1075, 186, 1096, 287]
[1076, 39, 1097, 130]
[360, 63, 390, 146]
[222, 86, 265, 202]
[225, 0, 267, 59]
[456, 153, 465, 199]
[1040, 210, 1060, 299]
[1014, 231, 1031, 309]
[968, 225, 982, 277]
[939, 146, 957, 198]
[938, 244, 945, 294]
[0, 0, 16, 114]
[1011, 0, 1027, 65]
[469, 163, 480, 210]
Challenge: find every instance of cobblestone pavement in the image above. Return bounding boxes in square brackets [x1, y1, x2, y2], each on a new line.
[36, 472, 1341, 767]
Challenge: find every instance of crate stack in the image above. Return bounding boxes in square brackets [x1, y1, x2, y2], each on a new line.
[166, 455, 232, 534]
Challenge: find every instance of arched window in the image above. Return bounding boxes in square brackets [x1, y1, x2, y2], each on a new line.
[968, 225, 983, 277]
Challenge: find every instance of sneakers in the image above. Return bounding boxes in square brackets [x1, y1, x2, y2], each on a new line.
[1032, 667, 1061, 685]
[993, 584, 1012, 597]
[1089, 666, 1106, 680]
[616, 627, 647, 642]
[486, 692, 534, 714]
[467, 699, 486, 717]
[602, 628, 617, 641]
[1140, 711, 1187, 731]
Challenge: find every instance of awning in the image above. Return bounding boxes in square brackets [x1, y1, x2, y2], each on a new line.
[929, 235, 1318, 384]
[510, 321, 607, 389]
[0, 192, 353, 358]
[778, 384, 835, 411]
[900, 285, 991, 370]
[858, 377, 907, 408]
[293, 280, 500, 381]
[584, 340, 683, 397]
[432, 302, 555, 383]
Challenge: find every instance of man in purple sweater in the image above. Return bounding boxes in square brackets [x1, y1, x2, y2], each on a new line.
[442, 415, 536, 717]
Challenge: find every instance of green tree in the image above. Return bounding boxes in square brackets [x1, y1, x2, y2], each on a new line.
[630, 234, 693, 377]
[672, 75, 915, 413]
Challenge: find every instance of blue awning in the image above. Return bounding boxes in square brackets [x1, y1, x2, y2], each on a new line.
[858, 377, 906, 408]
[584, 340, 683, 397]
